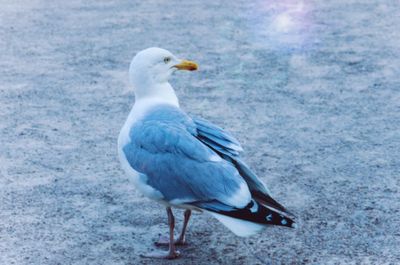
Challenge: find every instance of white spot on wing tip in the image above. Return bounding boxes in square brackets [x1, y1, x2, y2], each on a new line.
[266, 214, 272, 221]
[249, 200, 259, 213]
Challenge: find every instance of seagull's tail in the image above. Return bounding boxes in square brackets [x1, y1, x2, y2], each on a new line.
[195, 200, 296, 237]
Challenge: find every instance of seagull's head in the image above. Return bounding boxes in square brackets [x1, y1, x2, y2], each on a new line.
[129, 47, 198, 92]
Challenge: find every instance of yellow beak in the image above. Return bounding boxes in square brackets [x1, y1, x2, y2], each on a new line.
[173, 60, 198, 71]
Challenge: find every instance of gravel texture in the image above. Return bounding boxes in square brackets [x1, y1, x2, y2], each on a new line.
[1, 0, 399, 264]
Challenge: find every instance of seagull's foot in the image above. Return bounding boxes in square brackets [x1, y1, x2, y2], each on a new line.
[140, 249, 181, 259]
[154, 234, 187, 246]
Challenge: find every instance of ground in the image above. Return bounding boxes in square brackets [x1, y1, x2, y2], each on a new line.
[1, 0, 400, 264]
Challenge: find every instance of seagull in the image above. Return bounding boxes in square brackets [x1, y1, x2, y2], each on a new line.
[118, 47, 295, 259]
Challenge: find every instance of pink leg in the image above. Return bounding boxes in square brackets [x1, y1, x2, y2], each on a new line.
[142, 207, 181, 259]
[155, 209, 192, 246]
[176, 209, 191, 244]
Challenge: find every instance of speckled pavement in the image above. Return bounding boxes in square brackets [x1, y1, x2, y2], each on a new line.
[1, 0, 399, 264]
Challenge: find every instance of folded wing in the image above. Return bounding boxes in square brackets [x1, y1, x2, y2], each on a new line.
[192, 116, 293, 216]
[122, 105, 251, 209]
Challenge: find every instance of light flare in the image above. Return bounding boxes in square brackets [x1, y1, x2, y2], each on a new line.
[245, 0, 313, 50]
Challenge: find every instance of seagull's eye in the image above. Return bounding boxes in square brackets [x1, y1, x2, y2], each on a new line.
[163, 57, 171, 64]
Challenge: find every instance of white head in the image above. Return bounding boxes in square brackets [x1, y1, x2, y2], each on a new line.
[129, 47, 198, 103]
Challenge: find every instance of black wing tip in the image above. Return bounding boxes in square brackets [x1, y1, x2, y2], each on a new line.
[264, 209, 296, 228]
[198, 200, 297, 229]
[278, 215, 297, 228]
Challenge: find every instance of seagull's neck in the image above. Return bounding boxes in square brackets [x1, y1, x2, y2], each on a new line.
[121, 82, 180, 138]
[133, 82, 179, 108]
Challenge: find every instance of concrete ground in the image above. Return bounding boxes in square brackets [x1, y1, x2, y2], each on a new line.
[1, 0, 399, 264]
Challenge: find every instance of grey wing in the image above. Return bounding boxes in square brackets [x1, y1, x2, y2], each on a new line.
[122, 119, 251, 208]
[192, 116, 291, 215]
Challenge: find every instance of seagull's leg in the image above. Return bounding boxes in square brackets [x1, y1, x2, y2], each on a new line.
[142, 207, 180, 259]
[165, 207, 181, 258]
[175, 209, 191, 244]
[155, 209, 192, 246]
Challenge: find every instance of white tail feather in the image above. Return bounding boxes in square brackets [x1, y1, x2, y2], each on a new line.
[208, 211, 265, 237]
